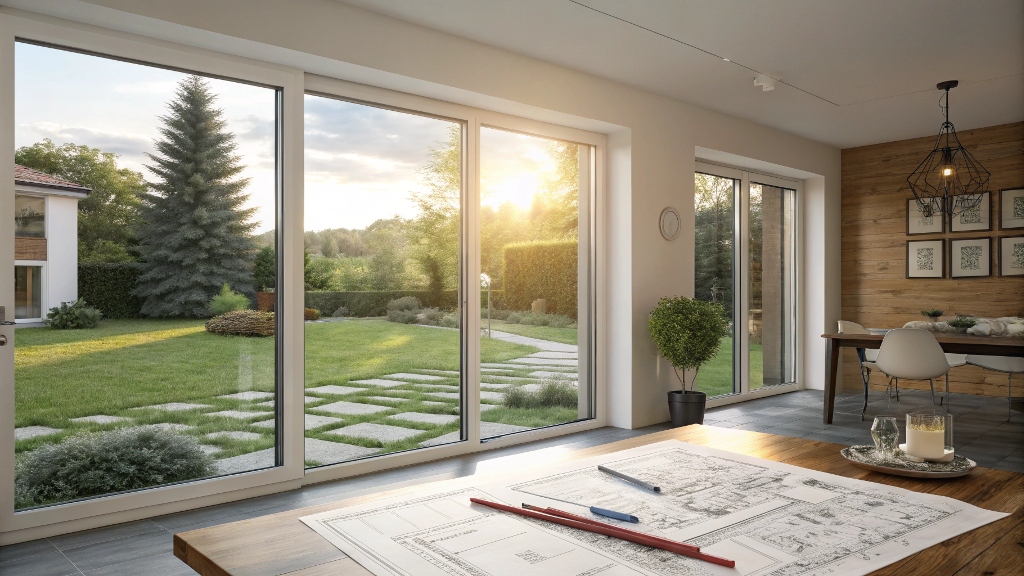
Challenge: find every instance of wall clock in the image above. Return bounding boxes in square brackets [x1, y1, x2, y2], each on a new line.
[660, 207, 680, 240]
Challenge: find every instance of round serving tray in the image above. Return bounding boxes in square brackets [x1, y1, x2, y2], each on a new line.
[841, 445, 976, 478]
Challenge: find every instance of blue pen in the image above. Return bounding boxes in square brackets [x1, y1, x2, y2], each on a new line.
[590, 506, 640, 523]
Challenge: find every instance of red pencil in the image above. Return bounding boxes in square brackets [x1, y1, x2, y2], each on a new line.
[469, 498, 735, 568]
[522, 504, 702, 553]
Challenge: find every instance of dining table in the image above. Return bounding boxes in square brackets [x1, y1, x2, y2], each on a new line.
[821, 332, 1024, 424]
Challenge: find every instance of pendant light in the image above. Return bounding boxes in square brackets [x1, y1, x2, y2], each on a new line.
[906, 81, 990, 218]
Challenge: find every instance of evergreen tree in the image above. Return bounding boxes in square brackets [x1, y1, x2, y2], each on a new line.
[134, 75, 257, 317]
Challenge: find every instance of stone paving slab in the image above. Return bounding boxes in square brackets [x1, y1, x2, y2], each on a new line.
[135, 402, 213, 412]
[510, 357, 578, 366]
[326, 422, 424, 443]
[252, 414, 342, 430]
[363, 396, 409, 404]
[217, 391, 276, 401]
[206, 431, 262, 441]
[256, 396, 321, 407]
[421, 400, 450, 407]
[529, 371, 579, 379]
[488, 330, 577, 352]
[420, 422, 530, 447]
[206, 410, 271, 420]
[382, 373, 446, 381]
[427, 391, 504, 402]
[526, 351, 579, 359]
[481, 363, 528, 370]
[479, 404, 500, 412]
[481, 376, 537, 383]
[420, 370, 459, 376]
[139, 423, 196, 433]
[480, 368, 516, 373]
[307, 385, 365, 396]
[481, 383, 512, 389]
[313, 401, 391, 416]
[305, 437, 380, 464]
[388, 412, 459, 425]
[14, 426, 62, 441]
[199, 445, 222, 455]
[70, 415, 130, 425]
[351, 379, 413, 388]
[215, 448, 276, 475]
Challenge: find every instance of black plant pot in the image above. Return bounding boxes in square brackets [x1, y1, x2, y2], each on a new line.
[668, 390, 706, 427]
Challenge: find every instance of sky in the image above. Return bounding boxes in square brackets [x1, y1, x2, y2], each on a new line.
[16, 42, 568, 235]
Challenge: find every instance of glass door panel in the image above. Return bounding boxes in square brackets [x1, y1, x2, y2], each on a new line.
[693, 172, 738, 397]
[749, 183, 796, 390]
[478, 126, 593, 439]
[14, 266, 42, 320]
[13, 42, 281, 510]
[302, 94, 464, 465]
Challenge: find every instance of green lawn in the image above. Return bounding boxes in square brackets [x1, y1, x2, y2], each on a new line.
[487, 320, 578, 345]
[693, 336, 764, 397]
[14, 318, 580, 467]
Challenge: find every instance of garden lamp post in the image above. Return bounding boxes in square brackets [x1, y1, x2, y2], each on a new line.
[480, 273, 492, 338]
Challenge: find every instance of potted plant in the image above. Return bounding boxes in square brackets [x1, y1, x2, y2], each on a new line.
[921, 309, 944, 320]
[947, 314, 977, 334]
[649, 296, 727, 427]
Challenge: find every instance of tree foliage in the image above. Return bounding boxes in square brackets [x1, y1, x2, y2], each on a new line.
[410, 125, 461, 292]
[134, 75, 257, 317]
[15, 139, 146, 262]
[693, 173, 735, 319]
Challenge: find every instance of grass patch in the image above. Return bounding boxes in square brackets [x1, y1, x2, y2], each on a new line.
[693, 336, 764, 397]
[487, 320, 578, 345]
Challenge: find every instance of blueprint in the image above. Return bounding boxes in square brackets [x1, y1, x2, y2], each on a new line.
[301, 440, 1007, 576]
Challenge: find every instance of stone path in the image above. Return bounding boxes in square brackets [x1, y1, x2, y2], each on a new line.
[313, 401, 390, 416]
[70, 415, 130, 425]
[326, 422, 425, 443]
[136, 402, 213, 412]
[307, 385, 365, 396]
[14, 426, 62, 440]
[217, 391, 275, 401]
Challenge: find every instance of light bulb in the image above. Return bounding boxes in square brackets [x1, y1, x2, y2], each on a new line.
[942, 167, 953, 177]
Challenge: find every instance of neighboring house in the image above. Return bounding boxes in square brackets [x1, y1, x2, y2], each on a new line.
[13, 164, 90, 321]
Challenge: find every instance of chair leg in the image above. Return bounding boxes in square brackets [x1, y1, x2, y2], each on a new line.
[861, 367, 870, 421]
[928, 378, 938, 409]
[1009, 372, 1013, 422]
[945, 373, 950, 411]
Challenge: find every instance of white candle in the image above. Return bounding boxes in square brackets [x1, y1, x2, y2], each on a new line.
[905, 425, 944, 459]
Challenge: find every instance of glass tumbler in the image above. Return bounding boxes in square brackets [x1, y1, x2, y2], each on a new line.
[871, 416, 899, 461]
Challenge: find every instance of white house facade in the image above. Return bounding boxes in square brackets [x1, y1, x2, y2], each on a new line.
[13, 164, 89, 322]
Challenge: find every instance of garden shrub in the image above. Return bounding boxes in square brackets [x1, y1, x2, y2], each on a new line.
[387, 308, 419, 324]
[45, 299, 102, 329]
[305, 290, 459, 318]
[78, 262, 143, 318]
[304, 307, 321, 321]
[503, 311, 576, 328]
[205, 310, 275, 337]
[330, 305, 349, 317]
[503, 380, 578, 409]
[208, 284, 250, 316]
[253, 246, 276, 291]
[388, 296, 422, 312]
[14, 427, 215, 508]
[503, 240, 578, 318]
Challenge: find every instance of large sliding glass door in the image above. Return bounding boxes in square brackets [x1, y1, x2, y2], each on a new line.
[695, 163, 798, 401]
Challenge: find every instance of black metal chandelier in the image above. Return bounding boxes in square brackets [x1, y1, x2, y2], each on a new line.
[907, 80, 990, 218]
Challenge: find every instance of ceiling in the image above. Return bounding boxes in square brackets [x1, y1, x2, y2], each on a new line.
[338, 0, 1024, 148]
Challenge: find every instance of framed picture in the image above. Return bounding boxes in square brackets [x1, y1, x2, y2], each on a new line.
[949, 237, 991, 278]
[906, 240, 945, 278]
[999, 235, 1024, 276]
[906, 198, 944, 235]
[999, 188, 1024, 230]
[949, 192, 991, 232]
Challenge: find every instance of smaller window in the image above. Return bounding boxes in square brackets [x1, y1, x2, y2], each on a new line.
[15, 194, 45, 238]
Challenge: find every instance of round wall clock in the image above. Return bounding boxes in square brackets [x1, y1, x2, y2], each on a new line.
[659, 207, 681, 240]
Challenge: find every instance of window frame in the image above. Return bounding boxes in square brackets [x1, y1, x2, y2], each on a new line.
[0, 13, 306, 541]
[695, 161, 800, 409]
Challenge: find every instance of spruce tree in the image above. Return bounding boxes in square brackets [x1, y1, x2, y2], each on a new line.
[134, 75, 257, 317]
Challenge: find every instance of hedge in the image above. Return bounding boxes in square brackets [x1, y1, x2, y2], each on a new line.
[502, 240, 577, 318]
[306, 289, 502, 317]
[78, 263, 144, 319]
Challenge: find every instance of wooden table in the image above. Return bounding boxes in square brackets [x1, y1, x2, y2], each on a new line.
[174, 425, 1024, 576]
[821, 332, 1024, 424]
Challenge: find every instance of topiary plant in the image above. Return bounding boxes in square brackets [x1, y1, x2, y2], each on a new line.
[46, 299, 102, 329]
[209, 284, 250, 316]
[649, 296, 727, 391]
[205, 310, 275, 337]
[14, 427, 215, 508]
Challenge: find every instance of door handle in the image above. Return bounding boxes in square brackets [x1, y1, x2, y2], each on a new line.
[0, 335, 7, 346]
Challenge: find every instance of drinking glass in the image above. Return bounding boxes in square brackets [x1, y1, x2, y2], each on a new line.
[871, 416, 899, 461]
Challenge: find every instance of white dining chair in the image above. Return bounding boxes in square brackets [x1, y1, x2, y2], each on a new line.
[874, 328, 950, 409]
[943, 354, 967, 408]
[965, 355, 1024, 420]
[838, 321, 887, 419]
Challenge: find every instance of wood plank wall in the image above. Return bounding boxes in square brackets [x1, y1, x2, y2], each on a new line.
[841, 121, 1024, 397]
[14, 237, 46, 261]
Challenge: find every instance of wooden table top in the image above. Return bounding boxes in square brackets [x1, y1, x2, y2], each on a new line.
[822, 332, 1024, 355]
[174, 425, 1024, 576]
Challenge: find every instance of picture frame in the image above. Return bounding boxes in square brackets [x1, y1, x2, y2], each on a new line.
[949, 192, 991, 233]
[998, 235, 1024, 277]
[906, 198, 944, 235]
[949, 237, 991, 278]
[999, 187, 1024, 230]
[906, 240, 945, 279]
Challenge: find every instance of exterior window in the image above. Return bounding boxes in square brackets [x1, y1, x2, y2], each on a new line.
[14, 194, 45, 237]
[13, 41, 281, 509]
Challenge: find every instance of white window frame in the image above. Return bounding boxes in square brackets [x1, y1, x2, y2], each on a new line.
[301, 75, 607, 487]
[695, 162, 800, 409]
[0, 13, 306, 543]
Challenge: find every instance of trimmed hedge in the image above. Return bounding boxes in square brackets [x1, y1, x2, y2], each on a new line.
[305, 290, 500, 317]
[78, 263, 144, 319]
[502, 240, 577, 318]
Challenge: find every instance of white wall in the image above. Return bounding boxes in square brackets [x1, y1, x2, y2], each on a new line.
[6, 0, 843, 428]
[45, 195, 78, 310]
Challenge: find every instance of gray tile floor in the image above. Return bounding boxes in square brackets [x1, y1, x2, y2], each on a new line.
[2, 389, 1020, 575]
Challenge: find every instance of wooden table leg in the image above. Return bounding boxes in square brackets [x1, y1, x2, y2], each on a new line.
[824, 338, 840, 424]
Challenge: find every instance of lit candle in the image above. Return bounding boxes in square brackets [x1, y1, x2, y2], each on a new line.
[906, 414, 945, 460]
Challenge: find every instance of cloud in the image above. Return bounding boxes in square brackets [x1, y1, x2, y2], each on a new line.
[18, 122, 153, 164]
